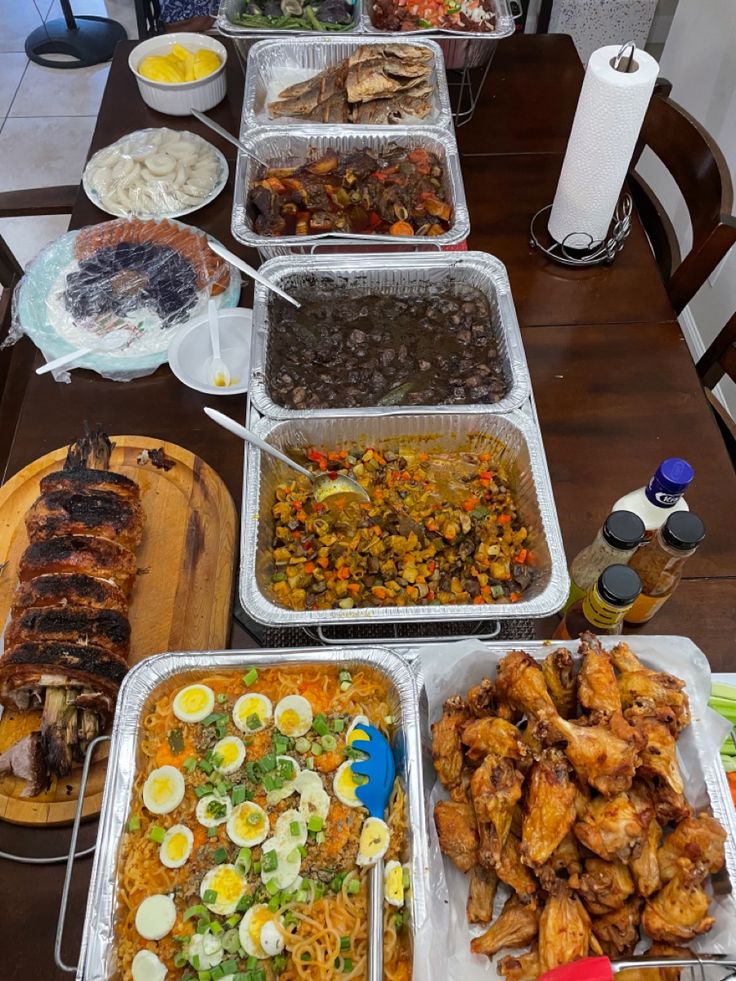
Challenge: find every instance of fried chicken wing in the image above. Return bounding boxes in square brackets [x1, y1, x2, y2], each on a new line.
[498, 946, 540, 981]
[434, 800, 478, 873]
[432, 695, 470, 791]
[462, 717, 528, 765]
[541, 648, 577, 719]
[496, 650, 558, 720]
[641, 777, 692, 827]
[550, 714, 641, 796]
[592, 896, 643, 959]
[521, 749, 577, 869]
[574, 792, 653, 862]
[467, 677, 510, 719]
[466, 865, 497, 925]
[538, 832, 584, 891]
[497, 832, 538, 904]
[471, 754, 525, 867]
[642, 864, 715, 944]
[449, 766, 473, 804]
[611, 643, 690, 734]
[657, 813, 726, 883]
[578, 632, 622, 717]
[539, 884, 600, 974]
[627, 710, 684, 797]
[470, 894, 540, 957]
[578, 857, 635, 914]
[630, 804, 662, 898]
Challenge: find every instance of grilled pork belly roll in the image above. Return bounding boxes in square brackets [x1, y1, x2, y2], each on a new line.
[40, 467, 141, 502]
[19, 535, 137, 596]
[6, 606, 131, 660]
[25, 490, 144, 550]
[11, 573, 129, 617]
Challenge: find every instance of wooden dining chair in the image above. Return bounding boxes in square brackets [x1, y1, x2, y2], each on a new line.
[696, 311, 736, 463]
[630, 80, 736, 316]
[0, 185, 77, 472]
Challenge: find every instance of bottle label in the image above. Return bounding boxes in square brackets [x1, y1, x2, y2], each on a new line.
[582, 588, 631, 629]
[625, 592, 669, 624]
[563, 580, 586, 614]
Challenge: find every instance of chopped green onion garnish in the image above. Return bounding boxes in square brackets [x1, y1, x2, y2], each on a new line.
[259, 753, 276, 772]
[236, 846, 252, 871]
[127, 814, 140, 832]
[313, 714, 329, 736]
[402, 868, 411, 888]
[262, 850, 278, 872]
[311, 742, 323, 756]
[245, 762, 258, 783]
[222, 928, 240, 953]
[295, 736, 311, 753]
[203, 889, 218, 903]
[306, 757, 314, 770]
[339, 670, 351, 683]
[209, 920, 223, 935]
[332, 718, 345, 733]
[253, 860, 261, 874]
[307, 814, 324, 833]
[340, 936, 350, 951]
[316, 831, 325, 845]
[198, 758, 214, 775]
[149, 825, 166, 844]
[247, 955, 258, 970]
[342, 958, 354, 972]
[210, 966, 224, 981]
[263, 774, 276, 792]
[183, 756, 197, 773]
[194, 783, 213, 798]
[225, 914, 241, 928]
[321, 734, 337, 751]
[347, 879, 360, 895]
[287, 848, 300, 863]
[236, 894, 254, 913]
[266, 877, 280, 896]
[340, 681, 351, 692]
[268, 895, 280, 913]
[290, 820, 302, 837]
[174, 952, 188, 968]
[243, 667, 258, 686]
[298, 844, 307, 858]
[207, 827, 218, 839]
[213, 847, 228, 864]
[184, 904, 207, 921]
[216, 693, 227, 704]
[246, 713, 262, 731]
[221, 959, 238, 975]
[231, 784, 246, 806]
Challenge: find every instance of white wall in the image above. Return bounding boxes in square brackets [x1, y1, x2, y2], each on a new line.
[636, 0, 736, 415]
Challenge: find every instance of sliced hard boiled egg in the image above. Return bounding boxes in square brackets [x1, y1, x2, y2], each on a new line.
[384, 860, 405, 908]
[142, 765, 185, 814]
[356, 816, 390, 867]
[294, 769, 322, 793]
[173, 683, 215, 723]
[159, 824, 193, 869]
[232, 692, 272, 733]
[274, 694, 313, 738]
[298, 776, 331, 824]
[274, 808, 307, 846]
[261, 836, 301, 890]
[239, 904, 279, 959]
[200, 863, 246, 915]
[132, 949, 167, 981]
[226, 801, 269, 847]
[333, 760, 367, 809]
[186, 931, 223, 970]
[266, 754, 301, 806]
[261, 918, 286, 957]
[135, 894, 177, 940]
[347, 714, 370, 747]
[212, 735, 246, 775]
[196, 793, 232, 828]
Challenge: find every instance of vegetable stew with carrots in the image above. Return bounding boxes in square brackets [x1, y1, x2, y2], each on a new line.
[269, 446, 534, 611]
[246, 144, 452, 238]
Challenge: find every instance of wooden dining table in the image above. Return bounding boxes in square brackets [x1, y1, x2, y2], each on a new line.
[0, 31, 734, 980]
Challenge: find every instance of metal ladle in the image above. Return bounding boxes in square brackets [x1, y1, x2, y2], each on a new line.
[204, 407, 370, 504]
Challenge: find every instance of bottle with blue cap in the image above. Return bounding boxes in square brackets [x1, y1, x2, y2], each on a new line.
[611, 458, 694, 539]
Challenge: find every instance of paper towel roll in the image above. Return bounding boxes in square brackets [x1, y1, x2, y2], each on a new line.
[548, 44, 659, 249]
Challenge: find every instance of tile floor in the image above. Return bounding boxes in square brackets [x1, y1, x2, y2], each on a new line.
[0, 0, 138, 268]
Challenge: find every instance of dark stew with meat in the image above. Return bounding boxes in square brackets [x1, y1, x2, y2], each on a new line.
[265, 285, 508, 409]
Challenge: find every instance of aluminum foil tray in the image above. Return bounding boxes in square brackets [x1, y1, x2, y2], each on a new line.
[240, 409, 569, 626]
[249, 251, 531, 419]
[361, 0, 514, 40]
[242, 36, 452, 130]
[76, 646, 429, 981]
[231, 124, 469, 251]
[217, 0, 362, 36]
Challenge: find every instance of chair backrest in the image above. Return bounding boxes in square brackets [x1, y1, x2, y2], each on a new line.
[631, 84, 736, 314]
[697, 311, 736, 392]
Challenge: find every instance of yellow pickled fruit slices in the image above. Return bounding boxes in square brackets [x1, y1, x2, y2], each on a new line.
[138, 45, 221, 84]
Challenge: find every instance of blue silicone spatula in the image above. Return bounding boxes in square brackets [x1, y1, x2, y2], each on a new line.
[351, 723, 396, 981]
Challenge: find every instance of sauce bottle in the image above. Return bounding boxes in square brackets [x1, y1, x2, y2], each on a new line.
[563, 510, 645, 612]
[625, 511, 706, 624]
[611, 458, 694, 539]
[554, 564, 642, 640]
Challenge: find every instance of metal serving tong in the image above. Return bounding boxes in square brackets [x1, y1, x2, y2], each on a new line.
[539, 955, 736, 981]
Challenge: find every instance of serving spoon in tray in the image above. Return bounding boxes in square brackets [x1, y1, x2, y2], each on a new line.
[203, 407, 370, 504]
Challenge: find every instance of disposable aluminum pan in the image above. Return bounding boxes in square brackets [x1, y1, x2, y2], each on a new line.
[216, 0, 362, 36]
[361, 0, 514, 41]
[240, 409, 569, 625]
[242, 36, 452, 130]
[231, 124, 469, 251]
[76, 646, 429, 981]
[249, 251, 531, 418]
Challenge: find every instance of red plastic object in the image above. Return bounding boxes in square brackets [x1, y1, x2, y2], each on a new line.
[538, 957, 615, 981]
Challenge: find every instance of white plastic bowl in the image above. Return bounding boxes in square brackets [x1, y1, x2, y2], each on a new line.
[168, 307, 252, 396]
[128, 33, 228, 116]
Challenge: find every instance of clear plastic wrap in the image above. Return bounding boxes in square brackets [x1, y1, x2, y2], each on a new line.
[82, 128, 229, 220]
[8, 217, 241, 382]
[413, 636, 736, 980]
[75, 646, 430, 980]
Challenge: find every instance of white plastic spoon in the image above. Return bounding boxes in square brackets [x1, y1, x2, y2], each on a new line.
[36, 328, 130, 376]
[207, 240, 300, 308]
[206, 299, 231, 388]
[203, 407, 370, 504]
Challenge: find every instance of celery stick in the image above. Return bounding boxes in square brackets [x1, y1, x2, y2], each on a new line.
[720, 740, 736, 756]
[711, 682, 736, 701]
[721, 756, 736, 773]
[707, 697, 736, 719]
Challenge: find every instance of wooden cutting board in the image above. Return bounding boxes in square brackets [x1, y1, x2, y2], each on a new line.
[0, 436, 237, 826]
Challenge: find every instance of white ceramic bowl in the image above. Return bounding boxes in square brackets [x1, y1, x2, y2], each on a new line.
[168, 307, 252, 396]
[128, 33, 228, 116]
